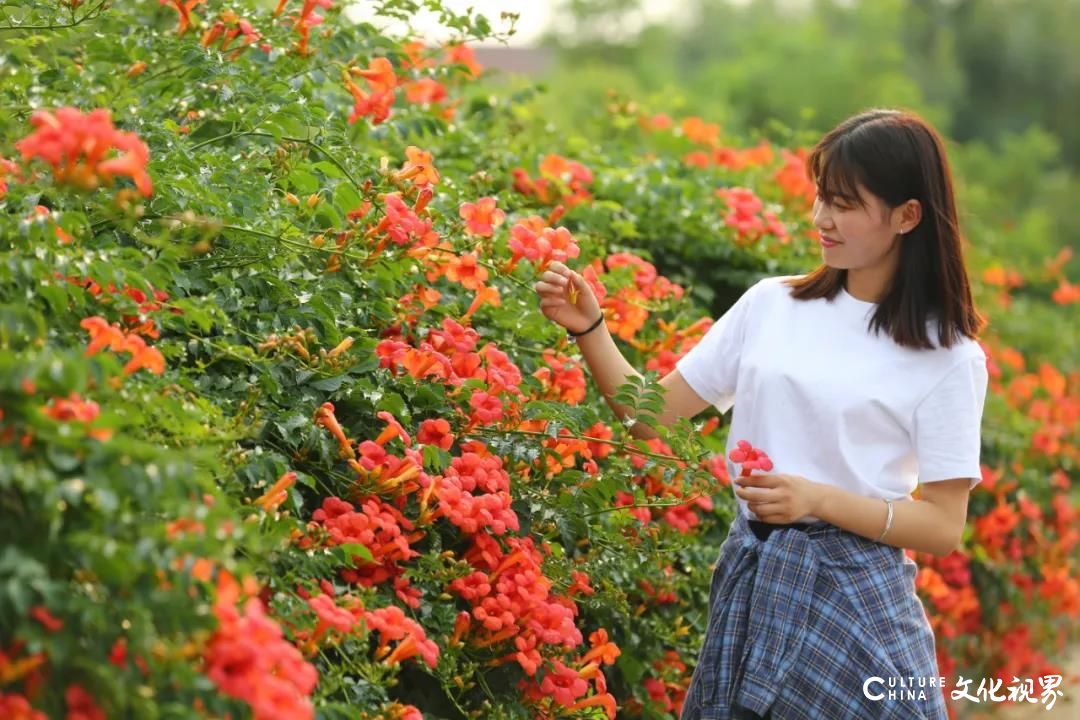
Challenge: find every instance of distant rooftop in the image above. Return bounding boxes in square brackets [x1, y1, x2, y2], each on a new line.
[473, 46, 555, 77]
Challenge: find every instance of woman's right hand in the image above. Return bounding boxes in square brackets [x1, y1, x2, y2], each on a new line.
[533, 260, 602, 335]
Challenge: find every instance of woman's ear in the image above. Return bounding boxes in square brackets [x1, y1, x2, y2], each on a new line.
[897, 199, 922, 234]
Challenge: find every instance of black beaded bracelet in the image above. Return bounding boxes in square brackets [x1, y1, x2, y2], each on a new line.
[567, 314, 605, 338]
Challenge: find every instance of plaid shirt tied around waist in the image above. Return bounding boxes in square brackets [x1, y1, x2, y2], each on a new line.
[680, 511, 948, 720]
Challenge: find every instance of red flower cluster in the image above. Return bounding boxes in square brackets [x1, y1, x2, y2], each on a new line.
[291, 583, 365, 651]
[376, 702, 424, 720]
[774, 148, 815, 209]
[59, 275, 175, 339]
[682, 140, 774, 172]
[361, 191, 440, 264]
[989, 624, 1062, 688]
[583, 252, 682, 345]
[304, 496, 424, 608]
[713, 140, 774, 171]
[200, 8, 264, 60]
[40, 392, 112, 442]
[532, 349, 587, 405]
[159, 0, 206, 35]
[613, 436, 714, 534]
[396, 146, 440, 188]
[365, 605, 440, 668]
[511, 418, 600, 481]
[449, 532, 582, 676]
[377, 318, 525, 408]
[307, 405, 443, 607]
[512, 153, 594, 208]
[507, 215, 582, 274]
[15, 107, 153, 197]
[0, 692, 46, 720]
[973, 500, 1021, 560]
[107, 637, 149, 675]
[416, 418, 454, 450]
[404, 76, 448, 106]
[637, 651, 689, 716]
[29, 606, 63, 632]
[80, 316, 165, 376]
[292, 591, 367, 655]
[715, 187, 788, 247]
[0, 641, 47, 702]
[64, 684, 105, 720]
[915, 565, 981, 640]
[702, 453, 732, 487]
[277, 0, 334, 56]
[204, 571, 317, 720]
[444, 43, 483, 79]
[519, 629, 620, 719]
[344, 56, 397, 123]
[681, 116, 720, 146]
[598, 252, 685, 342]
[435, 446, 519, 535]
[605, 252, 685, 302]
[728, 439, 774, 477]
[459, 197, 505, 237]
[636, 565, 678, 606]
[393, 40, 482, 120]
[638, 112, 673, 132]
[0, 157, 21, 199]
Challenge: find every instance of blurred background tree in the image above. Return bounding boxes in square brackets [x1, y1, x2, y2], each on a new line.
[486, 0, 1079, 369]
[538, 0, 1080, 170]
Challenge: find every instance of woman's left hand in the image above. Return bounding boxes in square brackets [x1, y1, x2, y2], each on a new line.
[733, 473, 823, 523]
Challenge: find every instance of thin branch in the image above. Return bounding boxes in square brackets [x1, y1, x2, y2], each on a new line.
[467, 426, 694, 465]
[188, 130, 363, 188]
[579, 490, 714, 517]
[0, 0, 108, 32]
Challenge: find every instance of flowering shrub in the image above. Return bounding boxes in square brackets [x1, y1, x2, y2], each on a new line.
[0, 1, 1076, 718]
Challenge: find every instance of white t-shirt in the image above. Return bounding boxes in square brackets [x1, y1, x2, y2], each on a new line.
[675, 274, 989, 522]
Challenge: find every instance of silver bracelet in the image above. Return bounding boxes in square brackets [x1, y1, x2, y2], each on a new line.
[876, 498, 894, 543]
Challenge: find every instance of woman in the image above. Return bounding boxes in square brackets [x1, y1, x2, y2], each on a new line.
[533, 108, 989, 720]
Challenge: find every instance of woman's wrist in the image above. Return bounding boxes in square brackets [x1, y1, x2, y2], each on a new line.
[809, 482, 831, 517]
[567, 314, 605, 339]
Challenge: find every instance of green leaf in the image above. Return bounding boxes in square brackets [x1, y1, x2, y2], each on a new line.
[309, 374, 348, 392]
[336, 543, 374, 565]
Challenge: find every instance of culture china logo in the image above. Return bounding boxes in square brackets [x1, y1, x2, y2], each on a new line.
[863, 674, 1066, 710]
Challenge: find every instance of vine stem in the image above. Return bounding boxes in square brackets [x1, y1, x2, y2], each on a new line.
[189, 130, 363, 187]
[0, 0, 109, 32]
[465, 427, 723, 514]
[467, 426, 694, 464]
[579, 490, 715, 517]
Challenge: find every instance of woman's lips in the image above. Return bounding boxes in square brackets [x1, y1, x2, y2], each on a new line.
[820, 236, 841, 248]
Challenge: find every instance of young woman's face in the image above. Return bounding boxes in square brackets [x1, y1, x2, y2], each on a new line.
[811, 182, 907, 270]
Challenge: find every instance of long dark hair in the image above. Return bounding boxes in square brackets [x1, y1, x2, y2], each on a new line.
[783, 108, 987, 350]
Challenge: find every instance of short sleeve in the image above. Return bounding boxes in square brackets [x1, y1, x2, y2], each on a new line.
[674, 279, 763, 414]
[913, 356, 989, 489]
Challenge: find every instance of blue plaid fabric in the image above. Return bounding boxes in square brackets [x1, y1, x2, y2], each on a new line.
[680, 510, 948, 720]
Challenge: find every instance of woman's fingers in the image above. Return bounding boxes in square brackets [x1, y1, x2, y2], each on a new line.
[547, 263, 575, 284]
[533, 280, 565, 295]
[540, 270, 568, 285]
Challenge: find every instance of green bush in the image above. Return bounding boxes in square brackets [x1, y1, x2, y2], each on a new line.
[0, 1, 1076, 718]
